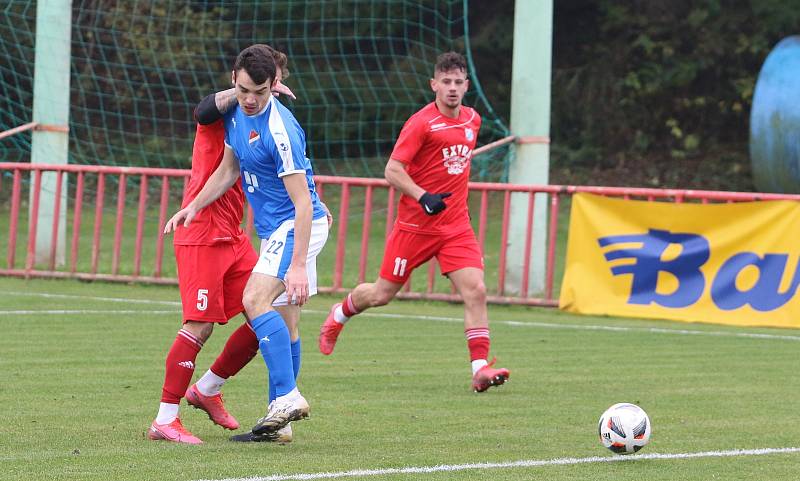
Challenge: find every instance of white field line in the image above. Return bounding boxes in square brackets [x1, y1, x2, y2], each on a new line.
[0, 309, 177, 315]
[4, 291, 181, 305]
[192, 447, 800, 481]
[4, 291, 800, 342]
[345, 310, 800, 342]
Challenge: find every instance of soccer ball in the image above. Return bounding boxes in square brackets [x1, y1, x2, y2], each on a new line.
[598, 403, 651, 454]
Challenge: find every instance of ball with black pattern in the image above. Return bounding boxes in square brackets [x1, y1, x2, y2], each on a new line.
[598, 402, 652, 455]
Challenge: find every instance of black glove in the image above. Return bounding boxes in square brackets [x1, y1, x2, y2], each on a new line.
[418, 192, 452, 215]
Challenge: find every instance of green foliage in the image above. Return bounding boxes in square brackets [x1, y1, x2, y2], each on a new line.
[550, 1, 799, 177]
[468, 1, 797, 188]
[1, 1, 511, 180]
[4, 1, 796, 188]
[0, 2, 35, 155]
[68, 1, 231, 166]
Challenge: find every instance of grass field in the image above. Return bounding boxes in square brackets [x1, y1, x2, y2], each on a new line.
[2, 276, 799, 481]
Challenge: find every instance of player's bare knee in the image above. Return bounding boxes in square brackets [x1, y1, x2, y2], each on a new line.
[242, 294, 255, 315]
[282, 315, 299, 337]
[371, 288, 396, 307]
[183, 320, 213, 343]
[242, 289, 264, 318]
[463, 280, 487, 305]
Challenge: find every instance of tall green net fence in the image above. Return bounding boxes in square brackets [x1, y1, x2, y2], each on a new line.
[1, 0, 511, 180]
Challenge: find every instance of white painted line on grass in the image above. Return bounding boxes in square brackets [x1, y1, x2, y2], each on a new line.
[0, 309, 178, 315]
[192, 447, 800, 481]
[4, 290, 181, 306]
[7, 291, 800, 342]
[503, 319, 800, 342]
[346, 310, 800, 342]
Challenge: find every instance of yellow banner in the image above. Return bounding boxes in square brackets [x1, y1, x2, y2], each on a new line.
[559, 193, 800, 328]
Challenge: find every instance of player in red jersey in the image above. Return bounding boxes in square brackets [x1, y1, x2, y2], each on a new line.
[318, 52, 510, 393]
[148, 47, 301, 444]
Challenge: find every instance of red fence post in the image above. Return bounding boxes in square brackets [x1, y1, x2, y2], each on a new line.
[497, 191, 511, 296]
[402, 272, 413, 293]
[155, 176, 170, 278]
[333, 183, 350, 290]
[112, 174, 127, 275]
[134, 175, 149, 277]
[91, 173, 106, 275]
[545, 193, 561, 301]
[520, 192, 536, 298]
[427, 259, 436, 294]
[358, 185, 373, 284]
[7, 169, 22, 269]
[478, 189, 488, 253]
[385, 187, 395, 239]
[25, 169, 43, 273]
[48, 170, 64, 270]
[70, 172, 84, 273]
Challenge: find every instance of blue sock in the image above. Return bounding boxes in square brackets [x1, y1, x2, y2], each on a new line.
[250, 311, 296, 398]
[269, 377, 276, 404]
[270, 337, 302, 403]
[291, 338, 302, 381]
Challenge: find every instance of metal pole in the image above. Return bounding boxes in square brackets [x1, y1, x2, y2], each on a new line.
[30, 0, 72, 266]
[505, 0, 553, 295]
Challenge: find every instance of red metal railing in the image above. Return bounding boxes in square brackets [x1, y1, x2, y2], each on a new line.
[1, 163, 188, 284]
[4, 162, 800, 305]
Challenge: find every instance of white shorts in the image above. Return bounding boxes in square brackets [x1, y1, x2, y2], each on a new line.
[254, 216, 329, 306]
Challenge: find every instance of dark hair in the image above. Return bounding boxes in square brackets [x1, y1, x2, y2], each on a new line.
[233, 44, 277, 85]
[271, 48, 289, 79]
[434, 51, 467, 75]
[256, 44, 290, 78]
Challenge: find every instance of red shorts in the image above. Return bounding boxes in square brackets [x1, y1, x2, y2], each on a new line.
[174, 235, 258, 324]
[379, 224, 484, 283]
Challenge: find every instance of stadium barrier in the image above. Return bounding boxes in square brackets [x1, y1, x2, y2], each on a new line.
[3, 161, 800, 306]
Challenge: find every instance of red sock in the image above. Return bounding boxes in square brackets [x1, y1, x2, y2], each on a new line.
[209, 322, 258, 379]
[161, 329, 203, 404]
[341, 293, 361, 317]
[465, 327, 490, 361]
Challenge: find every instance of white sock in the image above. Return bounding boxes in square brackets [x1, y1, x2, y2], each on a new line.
[333, 304, 350, 324]
[156, 402, 179, 425]
[471, 359, 488, 375]
[195, 369, 226, 396]
[276, 387, 301, 404]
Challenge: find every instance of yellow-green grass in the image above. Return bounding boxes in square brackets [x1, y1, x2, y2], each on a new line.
[1, 276, 799, 481]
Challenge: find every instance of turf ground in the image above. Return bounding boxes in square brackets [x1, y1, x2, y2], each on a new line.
[2, 276, 799, 481]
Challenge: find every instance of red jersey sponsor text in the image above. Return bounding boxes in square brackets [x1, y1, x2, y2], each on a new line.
[389, 102, 481, 234]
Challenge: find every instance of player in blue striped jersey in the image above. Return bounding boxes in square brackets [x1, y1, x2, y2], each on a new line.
[165, 44, 329, 441]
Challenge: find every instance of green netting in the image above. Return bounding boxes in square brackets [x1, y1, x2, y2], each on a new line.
[1, 0, 511, 180]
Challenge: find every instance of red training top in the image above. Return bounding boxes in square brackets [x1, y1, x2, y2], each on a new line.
[389, 102, 481, 234]
[173, 120, 246, 245]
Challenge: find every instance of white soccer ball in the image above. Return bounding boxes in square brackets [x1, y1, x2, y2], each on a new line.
[598, 402, 652, 454]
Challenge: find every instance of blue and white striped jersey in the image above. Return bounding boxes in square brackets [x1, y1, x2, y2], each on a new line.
[223, 96, 326, 238]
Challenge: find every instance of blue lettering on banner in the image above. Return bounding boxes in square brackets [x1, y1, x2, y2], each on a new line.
[599, 229, 709, 308]
[711, 253, 800, 311]
[598, 229, 800, 311]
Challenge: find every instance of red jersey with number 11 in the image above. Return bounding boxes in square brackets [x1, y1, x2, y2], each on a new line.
[390, 102, 481, 234]
[173, 120, 246, 246]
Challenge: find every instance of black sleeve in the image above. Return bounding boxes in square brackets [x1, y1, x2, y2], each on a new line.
[194, 93, 222, 125]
